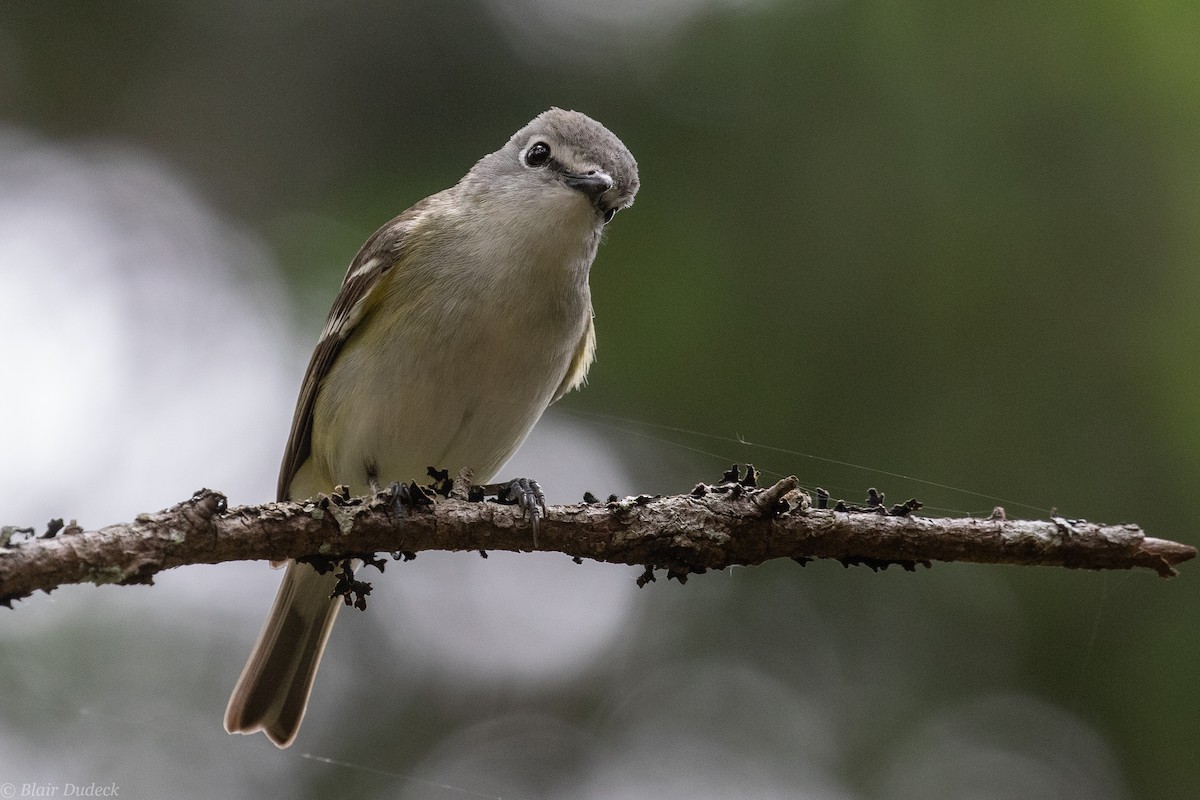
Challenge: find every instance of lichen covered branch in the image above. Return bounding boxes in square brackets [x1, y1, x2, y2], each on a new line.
[1, 473, 1193, 606]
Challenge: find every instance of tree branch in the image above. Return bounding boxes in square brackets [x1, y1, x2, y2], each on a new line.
[2, 474, 1194, 606]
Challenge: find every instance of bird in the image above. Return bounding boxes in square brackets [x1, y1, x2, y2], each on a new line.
[224, 108, 639, 748]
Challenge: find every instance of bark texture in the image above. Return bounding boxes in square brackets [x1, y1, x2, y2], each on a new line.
[1, 475, 1193, 606]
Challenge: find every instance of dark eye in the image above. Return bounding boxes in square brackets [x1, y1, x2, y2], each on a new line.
[525, 142, 550, 167]
[603, 207, 617, 224]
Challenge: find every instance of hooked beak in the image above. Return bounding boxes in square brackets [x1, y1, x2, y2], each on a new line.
[563, 169, 614, 202]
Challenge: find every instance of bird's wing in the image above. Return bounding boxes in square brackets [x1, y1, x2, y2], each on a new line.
[552, 312, 596, 403]
[276, 198, 433, 501]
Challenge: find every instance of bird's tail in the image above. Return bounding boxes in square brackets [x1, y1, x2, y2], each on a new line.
[224, 561, 342, 748]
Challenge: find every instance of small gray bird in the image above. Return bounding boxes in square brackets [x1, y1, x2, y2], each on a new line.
[224, 108, 639, 748]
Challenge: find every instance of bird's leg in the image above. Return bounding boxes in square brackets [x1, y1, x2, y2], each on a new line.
[476, 477, 547, 547]
[371, 476, 415, 522]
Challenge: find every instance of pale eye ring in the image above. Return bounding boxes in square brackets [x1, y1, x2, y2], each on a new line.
[603, 207, 617, 224]
[525, 142, 551, 167]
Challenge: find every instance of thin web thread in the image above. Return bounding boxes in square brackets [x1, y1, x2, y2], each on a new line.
[299, 753, 508, 800]
[2, 693, 511, 800]
[563, 408, 1052, 516]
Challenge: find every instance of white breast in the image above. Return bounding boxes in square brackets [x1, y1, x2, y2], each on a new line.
[302, 187, 599, 496]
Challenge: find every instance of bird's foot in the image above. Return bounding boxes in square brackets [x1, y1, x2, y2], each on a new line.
[378, 479, 435, 522]
[478, 477, 546, 547]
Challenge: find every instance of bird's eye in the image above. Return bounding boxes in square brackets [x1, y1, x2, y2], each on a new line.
[603, 207, 617, 224]
[525, 142, 551, 167]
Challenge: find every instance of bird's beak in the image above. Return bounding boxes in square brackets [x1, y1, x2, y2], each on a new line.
[563, 170, 614, 202]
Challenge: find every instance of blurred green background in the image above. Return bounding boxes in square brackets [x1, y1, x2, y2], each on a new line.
[1, 1, 1197, 798]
